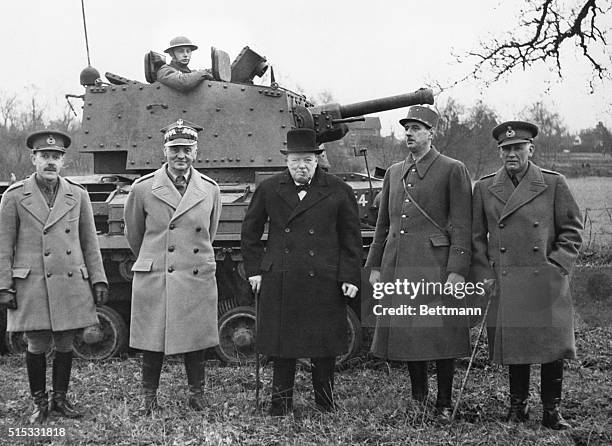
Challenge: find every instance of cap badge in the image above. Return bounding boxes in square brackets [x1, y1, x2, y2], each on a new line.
[47, 135, 56, 145]
[177, 119, 184, 128]
[505, 127, 515, 138]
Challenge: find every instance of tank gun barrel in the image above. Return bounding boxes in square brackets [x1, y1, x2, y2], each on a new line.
[338, 88, 434, 119]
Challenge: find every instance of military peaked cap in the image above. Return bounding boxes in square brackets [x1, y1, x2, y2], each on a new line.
[161, 119, 203, 146]
[399, 105, 439, 129]
[25, 130, 71, 153]
[492, 121, 539, 147]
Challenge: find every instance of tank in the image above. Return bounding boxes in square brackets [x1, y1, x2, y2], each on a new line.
[2, 46, 433, 363]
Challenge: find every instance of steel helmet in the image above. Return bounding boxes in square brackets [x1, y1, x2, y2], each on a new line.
[164, 36, 198, 54]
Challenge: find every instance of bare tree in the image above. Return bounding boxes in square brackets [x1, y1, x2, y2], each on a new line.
[0, 92, 18, 128]
[463, 0, 610, 88]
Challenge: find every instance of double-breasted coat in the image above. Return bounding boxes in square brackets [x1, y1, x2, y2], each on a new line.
[365, 148, 473, 361]
[240, 167, 362, 358]
[0, 174, 107, 332]
[471, 162, 583, 364]
[124, 165, 222, 355]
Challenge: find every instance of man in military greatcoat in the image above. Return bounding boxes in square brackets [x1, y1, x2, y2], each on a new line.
[0, 130, 108, 423]
[124, 119, 222, 414]
[157, 36, 214, 92]
[241, 128, 362, 416]
[471, 121, 583, 429]
[366, 106, 473, 421]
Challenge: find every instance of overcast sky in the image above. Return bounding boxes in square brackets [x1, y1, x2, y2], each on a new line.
[1, 0, 610, 136]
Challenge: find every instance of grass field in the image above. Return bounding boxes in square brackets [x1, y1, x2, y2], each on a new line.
[566, 177, 612, 250]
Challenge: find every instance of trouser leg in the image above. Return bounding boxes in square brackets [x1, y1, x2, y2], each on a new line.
[311, 357, 335, 412]
[270, 357, 296, 416]
[407, 361, 429, 403]
[541, 359, 570, 430]
[435, 359, 455, 409]
[184, 349, 207, 410]
[507, 364, 530, 422]
[139, 350, 164, 415]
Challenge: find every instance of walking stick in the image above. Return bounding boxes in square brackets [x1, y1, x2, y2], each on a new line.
[451, 297, 491, 421]
[254, 288, 261, 411]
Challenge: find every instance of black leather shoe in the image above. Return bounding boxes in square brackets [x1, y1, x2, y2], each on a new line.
[435, 406, 452, 423]
[188, 388, 207, 411]
[49, 391, 83, 418]
[138, 390, 160, 416]
[506, 398, 530, 422]
[542, 404, 571, 430]
[29, 390, 48, 424]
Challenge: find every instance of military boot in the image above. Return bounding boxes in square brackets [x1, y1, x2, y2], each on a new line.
[541, 360, 571, 430]
[312, 357, 335, 413]
[185, 349, 207, 411]
[269, 358, 295, 416]
[138, 351, 163, 416]
[507, 364, 530, 422]
[26, 351, 48, 424]
[49, 351, 82, 418]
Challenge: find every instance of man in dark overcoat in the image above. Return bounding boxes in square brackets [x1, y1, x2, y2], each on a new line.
[365, 106, 472, 421]
[241, 128, 362, 415]
[471, 121, 583, 429]
[157, 36, 214, 92]
[0, 130, 108, 423]
[124, 119, 222, 414]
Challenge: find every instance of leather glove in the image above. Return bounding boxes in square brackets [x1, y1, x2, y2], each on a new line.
[93, 282, 109, 306]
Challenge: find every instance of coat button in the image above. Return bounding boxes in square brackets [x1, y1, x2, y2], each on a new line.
[284, 228, 290, 233]
[43, 229, 48, 235]
[44, 250, 50, 256]
[402, 214, 407, 218]
[169, 224, 175, 230]
[195, 227, 202, 232]
[533, 221, 539, 227]
[405, 199, 410, 203]
[168, 246, 175, 252]
[168, 266, 174, 273]
[533, 246, 539, 252]
[500, 247, 506, 253]
[65, 228, 70, 233]
[193, 248, 199, 253]
[193, 269, 199, 275]
[46, 272, 52, 278]
[66, 249, 71, 255]
[68, 272, 73, 277]
[502, 270, 507, 276]
[534, 269, 539, 275]
[308, 271, 315, 277]
[400, 230, 405, 234]
[284, 248, 290, 254]
[309, 250, 315, 256]
[308, 229, 315, 234]
[499, 223, 505, 229]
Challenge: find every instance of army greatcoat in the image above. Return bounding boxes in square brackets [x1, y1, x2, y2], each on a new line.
[157, 61, 213, 92]
[471, 162, 582, 364]
[0, 174, 107, 332]
[124, 165, 222, 355]
[365, 148, 473, 361]
[240, 167, 362, 358]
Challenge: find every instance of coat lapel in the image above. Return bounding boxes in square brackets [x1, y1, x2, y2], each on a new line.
[19, 174, 49, 225]
[44, 177, 77, 230]
[400, 147, 440, 179]
[500, 162, 548, 222]
[171, 167, 208, 222]
[151, 165, 181, 210]
[276, 170, 300, 209]
[487, 168, 513, 205]
[287, 168, 331, 223]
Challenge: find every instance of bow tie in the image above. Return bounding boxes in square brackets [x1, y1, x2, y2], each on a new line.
[295, 183, 311, 193]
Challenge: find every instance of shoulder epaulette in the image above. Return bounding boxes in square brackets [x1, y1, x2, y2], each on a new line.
[541, 168, 560, 176]
[65, 178, 86, 189]
[479, 172, 496, 180]
[4, 181, 24, 193]
[132, 172, 155, 185]
[198, 172, 218, 187]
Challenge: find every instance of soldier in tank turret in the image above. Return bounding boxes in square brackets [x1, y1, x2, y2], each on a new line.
[157, 36, 214, 92]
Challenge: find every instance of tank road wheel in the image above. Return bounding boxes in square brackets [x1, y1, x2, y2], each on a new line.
[73, 305, 128, 361]
[215, 306, 258, 365]
[337, 306, 363, 367]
